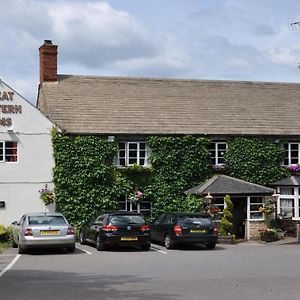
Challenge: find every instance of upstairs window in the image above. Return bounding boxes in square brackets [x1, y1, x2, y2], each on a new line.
[283, 143, 300, 165]
[0, 141, 18, 162]
[116, 142, 150, 167]
[209, 142, 227, 165]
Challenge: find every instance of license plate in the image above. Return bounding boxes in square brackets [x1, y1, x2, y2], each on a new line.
[40, 230, 60, 235]
[121, 237, 138, 241]
[190, 229, 206, 233]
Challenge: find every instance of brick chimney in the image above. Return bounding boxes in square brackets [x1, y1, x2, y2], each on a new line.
[39, 40, 58, 84]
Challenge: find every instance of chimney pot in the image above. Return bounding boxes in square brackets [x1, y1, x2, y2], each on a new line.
[44, 39, 53, 45]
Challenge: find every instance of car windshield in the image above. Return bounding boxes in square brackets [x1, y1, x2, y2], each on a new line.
[109, 215, 144, 225]
[28, 216, 67, 225]
[178, 216, 211, 226]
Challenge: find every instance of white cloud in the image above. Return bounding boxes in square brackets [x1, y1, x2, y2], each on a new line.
[268, 46, 300, 66]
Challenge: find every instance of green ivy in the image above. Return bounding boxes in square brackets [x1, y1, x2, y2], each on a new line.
[51, 128, 120, 228]
[225, 137, 289, 185]
[146, 135, 212, 217]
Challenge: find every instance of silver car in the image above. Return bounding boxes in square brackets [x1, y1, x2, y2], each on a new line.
[12, 212, 75, 254]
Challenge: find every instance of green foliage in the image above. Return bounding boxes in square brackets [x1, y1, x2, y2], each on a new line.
[219, 195, 233, 236]
[0, 225, 13, 243]
[225, 137, 289, 185]
[51, 128, 121, 228]
[182, 195, 203, 212]
[146, 135, 212, 217]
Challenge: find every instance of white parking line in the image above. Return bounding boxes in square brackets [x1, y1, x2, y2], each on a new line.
[0, 254, 21, 278]
[76, 246, 92, 255]
[151, 246, 168, 254]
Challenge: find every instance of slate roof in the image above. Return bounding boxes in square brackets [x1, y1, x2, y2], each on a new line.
[185, 175, 274, 196]
[271, 176, 300, 186]
[37, 75, 300, 135]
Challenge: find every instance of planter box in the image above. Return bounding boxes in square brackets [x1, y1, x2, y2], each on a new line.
[218, 235, 236, 244]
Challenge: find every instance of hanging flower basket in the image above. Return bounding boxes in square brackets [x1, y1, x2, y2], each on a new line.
[39, 186, 55, 205]
[128, 190, 144, 204]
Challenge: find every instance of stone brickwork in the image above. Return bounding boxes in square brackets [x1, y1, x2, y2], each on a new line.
[248, 221, 264, 240]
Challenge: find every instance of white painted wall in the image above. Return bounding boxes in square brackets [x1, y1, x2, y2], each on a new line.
[0, 80, 55, 226]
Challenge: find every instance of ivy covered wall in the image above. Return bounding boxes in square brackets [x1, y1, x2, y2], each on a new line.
[51, 128, 290, 226]
[225, 137, 289, 185]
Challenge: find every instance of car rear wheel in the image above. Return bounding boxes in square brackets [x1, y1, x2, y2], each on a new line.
[67, 245, 76, 253]
[141, 243, 151, 251]
[206, 242, 216, 250]
[79, 231, 86, 245]
[164, 235, 174, 249]
[18, 244, 26, 254]
[96, 235, 106, 251]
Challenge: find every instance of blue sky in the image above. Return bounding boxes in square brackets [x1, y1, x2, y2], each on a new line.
[1, 0, 300, 103]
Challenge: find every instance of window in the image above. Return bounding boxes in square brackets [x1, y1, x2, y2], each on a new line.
[116, 142, 150, 166]
[283, 143, 300, 165]
[249, 197, 264, 220]
[209, 142, 227, 165]
[280, 199, 294, 218]
[117, 196, 151, 217]
[0, 141, 18, 162]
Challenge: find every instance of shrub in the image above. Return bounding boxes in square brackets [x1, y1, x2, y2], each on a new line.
[219, 195, 233, 236]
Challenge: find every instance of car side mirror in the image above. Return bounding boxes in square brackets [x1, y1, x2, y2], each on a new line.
[12, 221, 19, 225]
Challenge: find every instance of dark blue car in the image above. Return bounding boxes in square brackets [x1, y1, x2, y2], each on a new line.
[151, 212, 218, 249]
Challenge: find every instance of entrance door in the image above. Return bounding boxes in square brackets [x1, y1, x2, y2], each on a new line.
[231, 197, 247, 239]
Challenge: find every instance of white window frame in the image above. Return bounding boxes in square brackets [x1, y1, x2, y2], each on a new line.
[116, 141, 150, 167]
[278, 187, 300, 219]
[209, 142, 227, 166]
[0, 141, 18, 163]
[283, 143, 300, 165]
[248, 196, 264, 220]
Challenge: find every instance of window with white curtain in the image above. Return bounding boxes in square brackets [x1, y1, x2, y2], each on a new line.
[280, 198, 294, 218]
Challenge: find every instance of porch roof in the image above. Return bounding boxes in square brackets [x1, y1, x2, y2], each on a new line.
[185, 175, 274, 197]
[271, 176, 300, 186]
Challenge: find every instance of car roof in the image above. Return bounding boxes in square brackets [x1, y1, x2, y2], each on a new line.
[166, 212, 209, 217]
[103, 211, 143, 216]
[24, 212, 65, 217]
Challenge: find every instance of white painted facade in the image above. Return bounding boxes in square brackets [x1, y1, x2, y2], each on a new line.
[0, 79, 55, 226]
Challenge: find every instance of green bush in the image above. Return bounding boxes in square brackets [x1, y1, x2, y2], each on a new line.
[0, 225, 13, 243]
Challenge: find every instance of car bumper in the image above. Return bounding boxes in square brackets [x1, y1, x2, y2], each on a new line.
[102, 234, 151, 247]
[173, 235, 218, 245]
[19, 236, 75, 248]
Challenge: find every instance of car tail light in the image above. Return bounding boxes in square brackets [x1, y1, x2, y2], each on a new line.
[173, 225, 182, 236]
[24, 228, 33, 236]
[213, 227, 219, 235]
[102, 225, 118, 232]
[140, 225, 150, 232]
[67, 227, 75, 235]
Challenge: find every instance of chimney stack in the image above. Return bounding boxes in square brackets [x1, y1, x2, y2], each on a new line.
[39, 40, 58, 84]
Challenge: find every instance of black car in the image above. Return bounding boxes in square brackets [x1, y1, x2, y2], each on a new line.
[79, 212, 151, 251]
[151, 212, 218, 249]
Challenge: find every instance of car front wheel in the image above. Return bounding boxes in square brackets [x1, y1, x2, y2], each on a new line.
[79, 231, 86, 245]
[164, 235, 174, 249]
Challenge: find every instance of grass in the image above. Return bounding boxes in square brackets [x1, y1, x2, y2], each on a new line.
[0, 241, 12, 253]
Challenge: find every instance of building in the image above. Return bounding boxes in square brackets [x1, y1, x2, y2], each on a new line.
[37, 40, 300, 239]
[0, 79, 55, 226]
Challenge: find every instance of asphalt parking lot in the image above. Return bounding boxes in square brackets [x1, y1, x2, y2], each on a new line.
[1, 239, 300, 300]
